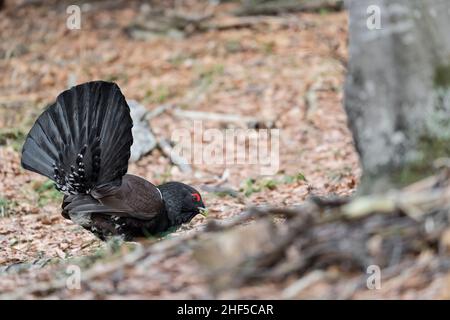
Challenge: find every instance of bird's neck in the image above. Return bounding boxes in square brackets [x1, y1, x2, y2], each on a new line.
[157, 182, 184, 226]
[155, 186, 163, 201]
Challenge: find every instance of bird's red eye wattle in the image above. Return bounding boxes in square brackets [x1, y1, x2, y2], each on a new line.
[192, 193, 201, 202]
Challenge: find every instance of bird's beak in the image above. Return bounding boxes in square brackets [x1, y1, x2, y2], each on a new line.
[198, 207, 208, 217]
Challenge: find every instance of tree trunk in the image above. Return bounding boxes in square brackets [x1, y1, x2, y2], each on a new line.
[345, 0, 450, 193]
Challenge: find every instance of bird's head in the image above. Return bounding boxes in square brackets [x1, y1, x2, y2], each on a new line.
[180, 187, 206, 223]
[158, 182, 207, 226]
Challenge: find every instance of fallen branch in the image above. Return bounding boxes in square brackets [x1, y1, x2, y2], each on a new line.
[125, 9, 214, 39]
[3, 171, 450, 298]
[172, 109, 259, 126]
[157, 137, 193, 173]
[235, 0, 344, 16]
[205, 205, 311, 232]
[0, 232, 202, 299]
[206, 16, 297, 31]
[0, 258, 53, 275]
[194, 171, 450, 291]
[144, 104, 174, 121]
[304, 78, 323, 123]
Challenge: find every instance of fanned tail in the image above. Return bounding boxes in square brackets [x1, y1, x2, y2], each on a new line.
[21, 81, 133, 194]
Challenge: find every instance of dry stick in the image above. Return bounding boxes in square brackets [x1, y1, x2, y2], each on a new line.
[164, 10, 214, 26]
[342, 186, 450, 221]
[0, 232, 203, 299]
[204, 205, 309, 232]
[1, 207, 293, 297]
[206, 16, 295, 31]
[157, 137, 192, 173]
[304, 77, 322, 122]
[282, 270, 327, 299]
[0, 244, 145, 299]
[336, 255, 450, 299]
[234, 0, 344, 16]
[206, 187, 252, 206]
[232, 214, 315, 286]
[200, 184, 241, 199]
[0, 258, 53, 274]
[212, 173, 450, 286]
[144, 104, 174, 121]
[2, 206, 299, 297]
[1, 239, 100, 275]
[6, 173, 449, 298]
[172, 109, 259, 125]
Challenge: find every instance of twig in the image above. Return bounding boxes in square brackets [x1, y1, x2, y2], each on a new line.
[235, 0, 344, 16]
[172, 109, 258, 125]
[304, 78, 323, 122]
[144, 104, 174, 121]
[0, 258, 53, 275]
[205, 205, 311, 232]
[282, 270, 326, 298]
[0, 233, 201, 299]
[195, 170, 450, 291]
[0, 244, 145, 299]
[157, 138, 192, 173]
[342, 185, 450, 221]
[200, 184, 240, 198]
[4, 171, 450, 298]
[206, 16, 296, 31]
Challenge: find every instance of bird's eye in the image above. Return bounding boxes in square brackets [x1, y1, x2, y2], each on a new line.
[191, 193, 201, 202]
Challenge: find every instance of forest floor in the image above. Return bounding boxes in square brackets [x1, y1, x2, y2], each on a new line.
[0, 0, 447, 299]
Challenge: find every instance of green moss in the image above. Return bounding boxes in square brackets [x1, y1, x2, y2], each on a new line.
[225, 40, 242, 54]
[261, 178, 278, 190]
[33, 179, 63, 207]
[295, 172, 307, 182]
[0, 197, 19, 218]
[195, 64, 224, 87]
[0, 197, 12, 217]
[319, 7, 331, 15]
[241, 178, 261, 197]
[261, 41, 275, 55]
[144, 85, 171, 104]
[155, 167, 172, 184]
[0, 128, 26, 152]
[240, 173, 307, 197]
[168, 53, 191, 66]
[391, 135, 450, 186]
[390, 165, 430, 186]
[433, 64, 450, 88]
[360, 66, 450, 192]
[283, 172, 308, 184]
[387, 67, 450, 186]
[154, 225, 180, 238]
[211, 191, 233, 198]
[105, 73, 129, 83]
[240, 178, 276, 197]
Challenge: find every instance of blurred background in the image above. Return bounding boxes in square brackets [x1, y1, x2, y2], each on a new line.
[5, 0, 433, 299]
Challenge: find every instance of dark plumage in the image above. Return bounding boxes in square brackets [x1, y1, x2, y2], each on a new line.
[21, 81, 205, 241]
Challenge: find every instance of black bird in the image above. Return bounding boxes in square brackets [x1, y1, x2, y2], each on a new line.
[21, 81, 206, 240]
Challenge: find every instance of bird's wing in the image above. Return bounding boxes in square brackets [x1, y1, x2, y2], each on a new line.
[63, 194, 133, 217]
[89, 174, 164, 220]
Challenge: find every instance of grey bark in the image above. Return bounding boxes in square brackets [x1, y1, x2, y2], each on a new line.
[345, 0, 450, 193]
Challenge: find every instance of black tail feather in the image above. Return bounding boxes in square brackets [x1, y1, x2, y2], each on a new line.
[21, 81, 133, 194]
